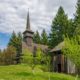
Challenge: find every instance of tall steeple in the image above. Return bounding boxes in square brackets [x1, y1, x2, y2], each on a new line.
[26, 10, 30, 30]
[23, 10, 34, 46]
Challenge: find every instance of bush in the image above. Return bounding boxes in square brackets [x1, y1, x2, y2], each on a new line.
[22, 49, 33, 66]
[62, 36, 80, 74]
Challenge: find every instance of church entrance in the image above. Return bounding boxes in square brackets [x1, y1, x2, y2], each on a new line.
[58, 64, 61, 72]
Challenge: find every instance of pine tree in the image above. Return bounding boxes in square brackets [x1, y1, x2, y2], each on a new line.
[8, 31, 17, 47]
[16, 32, 22, 63]
[41, 29, 48, 45]
[74, 0, 80, 35]
[17, 32, 22, 53]
[67, 19, 74, 37]
[49, 6, 69, 48]
[33, 31, 41, 44]
[8, 31, 22, 63]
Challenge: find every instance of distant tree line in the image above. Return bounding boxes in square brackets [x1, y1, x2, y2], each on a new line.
[33, 29, 48, 45]
[0, 32, 22, 65]
[33, 1, 80, 48]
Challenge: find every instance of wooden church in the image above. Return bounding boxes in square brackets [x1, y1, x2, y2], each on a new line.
[22, 11, 48, 53]
[22, 11, 76, 74]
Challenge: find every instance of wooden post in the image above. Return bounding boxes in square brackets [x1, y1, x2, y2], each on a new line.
[61, 55, 64, 72]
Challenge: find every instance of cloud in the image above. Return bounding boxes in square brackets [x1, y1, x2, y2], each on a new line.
[0, 0, 77, 34]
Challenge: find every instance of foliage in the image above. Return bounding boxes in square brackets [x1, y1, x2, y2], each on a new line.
[17, 32, 22, 54]
[8, 31, 22, 63]
[67, 19, 75, 37]
[35, 48, 52, 72]
[41, 29, 48, 45]
[0, 46, 16, 65]
[22, 49, 33, 66]
[40, 54, 52, 72]
[62, 36, 80, 72]
[62, 0, 80, 74]
[22, 47, 51, 72]
[74, 0, 80, 35]
[49, 6, 69, 48]
[35, 48, 43, 64]
[0, 49, 1, 53]
[22, 48, 45, 73]
[46, 54, 52, 72]
[8, 31, 17, 47]
[22, 48, 44, 65]
[33, 31, 41, 44]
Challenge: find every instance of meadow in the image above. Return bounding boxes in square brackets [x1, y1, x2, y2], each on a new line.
[0, 64, 79, 80]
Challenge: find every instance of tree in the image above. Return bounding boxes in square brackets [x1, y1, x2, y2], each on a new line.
[33, 31, 41, 44]
[49, 6, 69, 48]
[67, 19, 75, 37]
[22, 49, 33, 65]
[0, 49, 1, 54]
[41, 29, 48, 45]
[74, 0, 80, 35]
[0, 49, 2, 65]
[62, 36, 80, 74]
[8, 31, 17, 47]
[22, 49, 36, 74]
[16, 32, 22, 63]
[35, 48, 43, 64]
[0, 46, 16, 65]
[5, 46, 17, 65]
[8, 31, 22, 63]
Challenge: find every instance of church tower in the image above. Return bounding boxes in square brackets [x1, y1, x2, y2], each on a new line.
[23, 11, 34, 46]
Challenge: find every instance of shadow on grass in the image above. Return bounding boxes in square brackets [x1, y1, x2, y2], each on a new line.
[15, 72, 32, 77]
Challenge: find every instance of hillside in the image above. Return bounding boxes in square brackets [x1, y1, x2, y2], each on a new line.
[0, 64, 78, 80]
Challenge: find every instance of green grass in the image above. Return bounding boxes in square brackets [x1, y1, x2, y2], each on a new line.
[0, 64, 79, 80]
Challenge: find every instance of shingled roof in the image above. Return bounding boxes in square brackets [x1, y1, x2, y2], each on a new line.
[22, 41, 48, 52]
[50, 42, 64, 52]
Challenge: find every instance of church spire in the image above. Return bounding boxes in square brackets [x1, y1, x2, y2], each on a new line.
[23, 9, 34, 47]
[26, 9, 30, 30]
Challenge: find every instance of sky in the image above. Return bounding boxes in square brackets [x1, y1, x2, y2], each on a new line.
[0, 0, 77, 50]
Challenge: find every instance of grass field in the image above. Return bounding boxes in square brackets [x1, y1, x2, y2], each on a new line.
[0, 64, 79, 80]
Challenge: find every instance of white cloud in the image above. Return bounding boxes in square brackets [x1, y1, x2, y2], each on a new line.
[0, 0, 77, 34]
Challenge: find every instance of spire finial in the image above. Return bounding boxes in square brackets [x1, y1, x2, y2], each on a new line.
[26, 9, 30, 30]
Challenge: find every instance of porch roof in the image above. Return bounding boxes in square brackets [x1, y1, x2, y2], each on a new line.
[50, 42, 64, 52]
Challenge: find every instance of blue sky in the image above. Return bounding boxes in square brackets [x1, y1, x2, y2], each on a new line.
[0, 32, 11, 50]
[0, 0, 77, 50]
